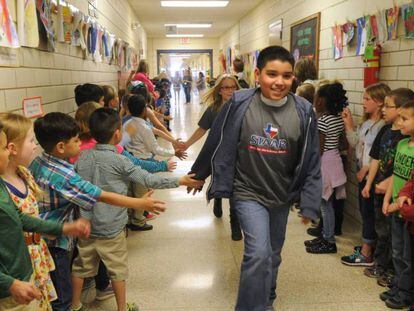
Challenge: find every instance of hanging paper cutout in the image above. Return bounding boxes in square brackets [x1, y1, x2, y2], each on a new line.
[17, 0, 39, 47]
[0, 0, 20, 48]
[386, 6, 399, 40]
[401, 3, 414, 39]
[356, 17, 367, 56]
[71, 11, 83, 46]
[342, 22, 355, 45]
[62, 5, 73, 43]
[370, 15, 379, 43]
[36, 0, 55, 51]
[332, 25, 343, 60]
[375, 9, 388, 43]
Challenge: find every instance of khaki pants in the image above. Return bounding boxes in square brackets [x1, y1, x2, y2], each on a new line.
[0, 296, 39, 311]
[128, 183, 148, 226]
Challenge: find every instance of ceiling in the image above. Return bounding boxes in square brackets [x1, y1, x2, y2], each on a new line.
[128, 0, 263, 38]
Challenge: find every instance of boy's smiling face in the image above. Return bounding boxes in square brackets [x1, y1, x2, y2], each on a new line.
[255, 60, 294, 100]
[398, 107, 414, 136]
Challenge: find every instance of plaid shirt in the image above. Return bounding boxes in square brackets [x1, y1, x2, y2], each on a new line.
[29, 152, 102, 250]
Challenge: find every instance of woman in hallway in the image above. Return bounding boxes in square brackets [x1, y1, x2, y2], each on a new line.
[196, 72, 206, 98]
[183, 74, 242, 241]
[182, 68, 193, 104]
[172, 71, 182, 103]
[130, 60, 158, 100]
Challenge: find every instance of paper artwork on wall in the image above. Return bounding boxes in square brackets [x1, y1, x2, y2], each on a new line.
[36, 0, 56, 51]
[370, 15, 379, 43]
[375, 9, 388, 43]
[342, 22, 355, 45]
[356, 17, 367, 56]
[0, 0, 20, 48]
[401, 3, 414, 39]
[386, 6, 399, 40]
[17, 0, 39, 47]
[332, 25, 343, 60]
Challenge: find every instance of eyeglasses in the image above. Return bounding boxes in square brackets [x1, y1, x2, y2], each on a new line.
[383, 104, 397, 109]
[221, 86, 237, 91]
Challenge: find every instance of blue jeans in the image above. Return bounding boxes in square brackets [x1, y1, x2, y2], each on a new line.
[233, 200, 290, 311]
[358, 180, 377, 244]
[321, 196, 335, 243]
[391, 214, 414, 302]
[49, 247, 72, 311]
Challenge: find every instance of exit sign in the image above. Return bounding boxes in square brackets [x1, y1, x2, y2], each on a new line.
[180, 37, 191, 44]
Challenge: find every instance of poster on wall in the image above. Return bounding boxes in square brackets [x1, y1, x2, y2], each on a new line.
[290, 12, 320, 70]
[0, 0, 20, 48]
[332, 25, 343, 60]
[401, 3, 414, 39]
[386, 6, 399, 40]
[22, 97, 44, 119]
[356, 16, 367, 56]
[17, 0, 39, 47]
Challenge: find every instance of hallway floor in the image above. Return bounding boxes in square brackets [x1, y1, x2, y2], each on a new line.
[89, 91, 389, 310]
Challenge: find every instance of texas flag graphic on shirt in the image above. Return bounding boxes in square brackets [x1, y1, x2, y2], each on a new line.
[248, 123, 288, 154]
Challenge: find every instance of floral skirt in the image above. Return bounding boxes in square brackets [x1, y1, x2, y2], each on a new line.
[28, 239, 57, 311]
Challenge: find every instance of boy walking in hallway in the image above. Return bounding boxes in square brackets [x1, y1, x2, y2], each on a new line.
[188, 46, 321, 311]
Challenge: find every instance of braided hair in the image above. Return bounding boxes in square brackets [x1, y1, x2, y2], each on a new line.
[317, 82, 348, 116]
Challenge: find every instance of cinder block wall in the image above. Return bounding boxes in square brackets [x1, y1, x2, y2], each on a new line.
[0, 0, 146, 115]
[219, 0, 414, 222]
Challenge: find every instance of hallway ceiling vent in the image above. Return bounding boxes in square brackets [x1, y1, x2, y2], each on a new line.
[165, 25, 178, 35]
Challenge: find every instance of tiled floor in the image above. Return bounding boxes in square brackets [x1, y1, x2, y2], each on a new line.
[88, 91, 389, 310]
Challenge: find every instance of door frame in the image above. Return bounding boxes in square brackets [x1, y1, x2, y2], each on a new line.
[156, 49, 214, 77]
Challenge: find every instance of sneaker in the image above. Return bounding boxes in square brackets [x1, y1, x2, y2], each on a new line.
[364, 266, 385, 278]
[385, 296, 410, 309]
[380, 289, 395, 301]
[95, 284, 115, 301]
[306, 226, 322, 237]
[304, 236, 324, 247]
[213, 199, 222, 218]
[127, 223, 153, 231]
[377, 271, 394, 287]
[341, 248, 374, 267]
[126, 302, 139, 311]
[306, 239, 337, 254]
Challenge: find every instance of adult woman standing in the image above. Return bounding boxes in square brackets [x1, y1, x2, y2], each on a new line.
[196, 72, 206, 98]
[129, 60, 158, 100]
[172, 71, 182, 103]
[182, 68, 193, 104]
[183, 74, 242, 241]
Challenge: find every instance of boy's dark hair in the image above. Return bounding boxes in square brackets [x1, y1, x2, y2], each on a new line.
[128, 95, 147, 117]
[89, 108, 121, 144]
[317, 82, 348, 115]
[388, 88, 414, 108]
[102, 85, 116, 108]
[34, 112, 80, 153]
[74, 83, 104, 107]
[158, 88, 166, 99]
[233, 58, 244, 73]
[401, 100, 414, 113]
[130, 82, 151, 103]
[257, 46, 295, 71]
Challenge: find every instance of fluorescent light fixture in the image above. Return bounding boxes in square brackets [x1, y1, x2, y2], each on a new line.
[161, 1, 229, 8]
[166, 34, 204, 38]
[165, 23, 212, 28]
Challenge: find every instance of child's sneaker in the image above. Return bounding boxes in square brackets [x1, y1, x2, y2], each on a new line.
[306, 226, 321, 237]
[126, 302, 139, 311]
[306, 239, 337, 254]
[385, 296, 411, 309]
[304, 236, 323, 247]
[96, 284, 115, 301]
[377, 271, 394, 287]
[341, 248, 374, 266]
[364, 265, 384, 278]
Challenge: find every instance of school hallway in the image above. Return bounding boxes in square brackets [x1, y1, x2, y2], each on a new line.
[88, 93, 389, 311]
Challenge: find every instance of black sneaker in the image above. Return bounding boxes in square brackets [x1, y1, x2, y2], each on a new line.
[306, 226, 322, 237]
[213, 199, 223, 218]
[304, 236, 324, 247]
[364, 266, 385, 278]
[377, 271, 395, 287]
[306, 239, 337, 254]
[385, 296, 410, 309]
[127, 223, 153, 231]
[380, 289, 395, 301]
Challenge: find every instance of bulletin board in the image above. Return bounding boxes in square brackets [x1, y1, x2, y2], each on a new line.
[290, 12, 320, 70]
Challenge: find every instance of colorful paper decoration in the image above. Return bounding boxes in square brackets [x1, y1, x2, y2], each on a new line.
[0, 0, 20, 48]
[375, 9, 388, 43]
[401, 3, 414, 39]
[342, 22, 355, 45]
[370, 15, 379, 43]
[17, 0, 39, 47]
[36, 0, 56, 51]
[356, 17, 368, 56]
[386, 6, 399, 40]
[332, 25, 343, 60]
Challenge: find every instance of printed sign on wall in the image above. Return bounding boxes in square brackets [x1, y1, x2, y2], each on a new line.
[23, 97, 44, 118]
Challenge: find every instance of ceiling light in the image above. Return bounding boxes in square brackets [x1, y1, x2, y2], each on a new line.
[166, 34, 204, 38]
[165, 23, 212, 28]
[161, 1, 229, 8]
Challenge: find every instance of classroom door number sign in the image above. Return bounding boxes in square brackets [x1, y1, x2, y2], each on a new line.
[23, 97, 44, 118]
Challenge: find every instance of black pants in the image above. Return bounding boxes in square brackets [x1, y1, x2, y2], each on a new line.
[183, 86, 191, 103]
